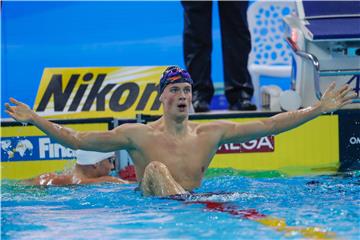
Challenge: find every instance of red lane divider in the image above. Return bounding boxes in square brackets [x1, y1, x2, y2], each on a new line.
[169, 193, 336, 239]
[189, 201, 266, 220]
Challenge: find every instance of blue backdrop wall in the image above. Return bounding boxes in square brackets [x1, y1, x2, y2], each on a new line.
[2, 1, 229, 118]
[5, 2, 293, 117]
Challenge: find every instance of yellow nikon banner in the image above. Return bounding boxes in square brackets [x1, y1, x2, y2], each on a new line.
[205, 115, 339, 174]
[1, 122, 109, 180]
[33, 66, 166, 119]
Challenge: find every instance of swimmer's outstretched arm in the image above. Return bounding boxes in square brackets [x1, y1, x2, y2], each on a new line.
[4, 98, 135, 151]
[219, 83, 356, 144]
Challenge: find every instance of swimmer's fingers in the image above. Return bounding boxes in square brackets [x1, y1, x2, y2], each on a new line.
[322, 82, 336, 98]
[4, 103, 19, 119]
[339, 91, 357, 107]
[4, 102, 17, 119]
[5, 109, 15, 118]
[343, 91, 358, 101]
[5, 100, 23, 114]
[5, 98, 29, 111]
[5, 102, 18, 119]
[5, 103, 14, 113]
[5, 98, 34, 122]
[10, 97, 21, 105]
[340, 99, 355, 108]
[336, 84, 350, 96]
[10, 97, 29, 108]
[337, 85, 353, 99]
[5, 108, 22, 122]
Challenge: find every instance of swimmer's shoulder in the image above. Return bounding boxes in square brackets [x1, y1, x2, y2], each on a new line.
[192, 120, 230, 133]
[43, 173, 75, 185]
[114, 122, 159, 143]
[116, 122, 148, 130]
[23, 173, 74, 186]
[145, 118, 166, 132]
[53, 174, 76, 185]
[113, 122, 151, 136]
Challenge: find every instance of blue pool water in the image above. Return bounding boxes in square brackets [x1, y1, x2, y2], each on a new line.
[2, 170, 359, 239]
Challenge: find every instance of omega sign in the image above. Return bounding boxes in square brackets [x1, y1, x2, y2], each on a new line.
[217, 136, 274, 154]
[349, 136, 360, 145]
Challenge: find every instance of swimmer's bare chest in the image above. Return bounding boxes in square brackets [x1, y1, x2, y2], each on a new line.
[129, 132, 219, 188]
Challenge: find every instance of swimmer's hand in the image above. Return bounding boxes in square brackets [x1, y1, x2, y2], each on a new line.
[319, 82, 357, 114]
[5, 98, 37, 124]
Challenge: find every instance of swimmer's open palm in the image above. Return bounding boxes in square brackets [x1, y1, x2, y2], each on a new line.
[320, 82, 356, 113]
[5, 98, 36, 123]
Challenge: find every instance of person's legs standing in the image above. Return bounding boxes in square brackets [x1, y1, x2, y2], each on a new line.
[218, 1, 256, 110]
[182, 1, 214, 112]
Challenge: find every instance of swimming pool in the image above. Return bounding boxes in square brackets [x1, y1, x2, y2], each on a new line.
[2, 170, 359, 239]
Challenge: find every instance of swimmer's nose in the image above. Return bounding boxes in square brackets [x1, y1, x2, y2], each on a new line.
[179, 94, 186, 100]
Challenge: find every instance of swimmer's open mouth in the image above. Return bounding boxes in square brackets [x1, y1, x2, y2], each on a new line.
[177, 103, 187, 110]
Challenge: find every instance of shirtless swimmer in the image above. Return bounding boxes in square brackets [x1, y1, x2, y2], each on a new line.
[5, 66, 356, 195]
[23, 150, 132, 186]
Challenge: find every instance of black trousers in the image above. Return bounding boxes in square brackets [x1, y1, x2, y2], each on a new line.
[182, 1, 254, 105]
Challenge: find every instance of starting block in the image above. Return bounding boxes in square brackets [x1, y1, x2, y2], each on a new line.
[284, 1, 360, 108]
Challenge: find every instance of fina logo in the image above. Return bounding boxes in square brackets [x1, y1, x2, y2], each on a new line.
[39, 137, 75, 158]
[349, 136, 360, 145]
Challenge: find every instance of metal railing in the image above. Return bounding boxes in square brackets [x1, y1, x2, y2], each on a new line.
[286, 37, 360, 103]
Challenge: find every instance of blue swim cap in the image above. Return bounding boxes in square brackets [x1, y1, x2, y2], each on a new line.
[159, 66, 193, 94]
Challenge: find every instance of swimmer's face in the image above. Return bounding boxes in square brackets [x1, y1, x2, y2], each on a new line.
[96, 157, 115, 176]
[160, 82, 192, 116]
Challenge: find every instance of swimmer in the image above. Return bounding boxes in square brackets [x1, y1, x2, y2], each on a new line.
[6, 66, 356, 195]
[22, 150, 132, 186]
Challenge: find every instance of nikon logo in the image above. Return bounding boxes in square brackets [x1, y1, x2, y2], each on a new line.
[36, 72, 161, 112]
